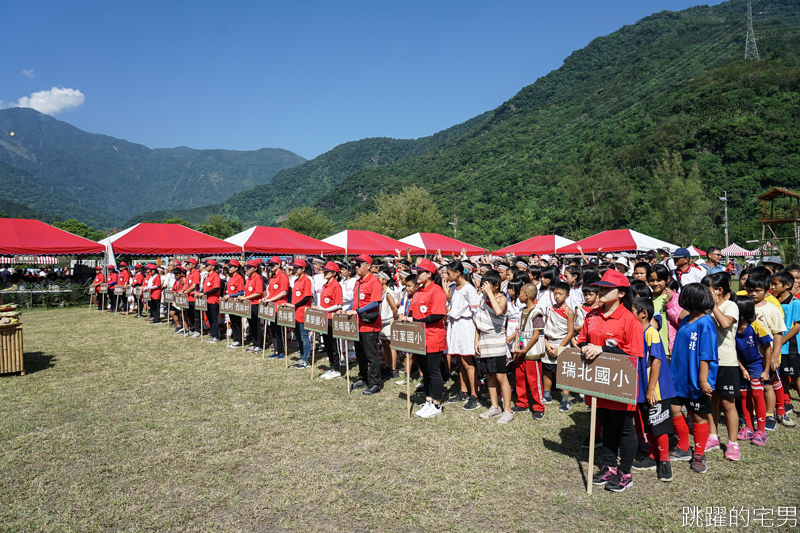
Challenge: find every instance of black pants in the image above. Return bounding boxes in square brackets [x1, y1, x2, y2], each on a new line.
[248, 305, 262, 347]
[597, 408, 637, 474]
[230, 314, 242, 344]
[136, 295, 144, 316]
[206, 303, 220, 339]
[323, 321, 340, 368]
[418, 351, 444, 402]
[355, 331, 381, 387]
[96, 293, 104, 310]
[149, 298, 161, 323]
[187, 302, 197, 332]
[109, 292, 117, 312]
[272, 322, 285, 355]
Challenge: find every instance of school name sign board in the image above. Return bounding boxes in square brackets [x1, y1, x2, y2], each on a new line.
[556, 347, 638, 405]
[390, 322, 426, 355]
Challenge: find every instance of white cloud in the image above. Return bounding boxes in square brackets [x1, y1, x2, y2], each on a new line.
[22, 69, 35, 78]
[10, 87, 85, 115]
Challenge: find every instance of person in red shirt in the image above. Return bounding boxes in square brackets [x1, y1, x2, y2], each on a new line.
[117, 262, 131, 314]
[169, 266, 187, 332]
[346, 254, 384, 395]
[201, 259, 222, 343]
[224, 260, 245, 348]
[262, 256, 289, 359]
[106, 265, 119, 313]
[91, 266, 105, 311]
[145, 263, 162, 323]
[290, 259, 313, 368]
[132, 264, 145, 318]
[239, 259, 264, 351]
[314, 261, 344, 379]
[401, 258, 448, 417]
[579, 269, 644, 493]
[182, 258, 201, 337]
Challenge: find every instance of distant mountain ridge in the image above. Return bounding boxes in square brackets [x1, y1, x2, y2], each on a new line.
[0, 107, 306, 225]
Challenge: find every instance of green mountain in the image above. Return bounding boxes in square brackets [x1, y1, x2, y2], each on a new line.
[0, 107, 305, 226]
[0, 196, 57, 223]
[311, 0, 800, 249]
[127, 111, 492, 227]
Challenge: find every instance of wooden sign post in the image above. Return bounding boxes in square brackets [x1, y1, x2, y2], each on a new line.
[556, 347, 638, 495]
[276, 305, 296, 368]
[174, 293, 189, 341]
[114, 286, 124, 314]
[305, 308, 329, 380]
[332, 313, 359, 393]
[195, 294, 208, 340]
[220, 298, 235, 345]
[99, 283, 108, 312]
[233, 299, 251, 354]
[258, 301, 276, 358]
[390, 322, 427, 418]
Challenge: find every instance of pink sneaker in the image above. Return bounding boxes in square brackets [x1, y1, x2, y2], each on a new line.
[737, 427, 754, 441]
[751, 430, 768, 447]
[704, 434, 720, 452]
[724, 442, 740, 461]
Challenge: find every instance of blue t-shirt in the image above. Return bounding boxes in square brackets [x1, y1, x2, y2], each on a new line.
[779, 294, 800, 355]
[637, 326, 676, 403]
[736, 320, 772, 376]
[670, 314, 719, 399]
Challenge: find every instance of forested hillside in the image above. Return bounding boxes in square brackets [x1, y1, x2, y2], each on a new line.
[0, 108, 305, 224]
[313, 0, 800, 249]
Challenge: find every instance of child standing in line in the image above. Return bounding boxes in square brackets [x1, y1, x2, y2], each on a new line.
[564, 265, 584, 311]
[505, 279, 524, 356]
[512, 283, 546, 419]
[572, 280, 600, 347]
[668, 283, 718, 475]
[544, 282, 575, 412]
[735, 295, 772, 447]
[630, 297, 676, 482]
[475, 270, 512, 423]
[772, 271, 800, 424]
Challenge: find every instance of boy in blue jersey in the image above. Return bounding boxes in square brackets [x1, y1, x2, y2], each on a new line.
[631, 298, 676, 482]
[772, 271, 800, 425]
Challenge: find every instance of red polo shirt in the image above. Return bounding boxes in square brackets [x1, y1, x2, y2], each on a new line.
[293, 274, 312, 322]
[267, 270, 289, 306]
[204, 271, 221, 305]
[244, 273, 263, 306]
[186, 269, 201, 302]
[227, 273, 244, 296]
[409, 281, 448, 353]
[150, 274, 162, 300]
[93, 273, 105, 293]
[133, 272, 144, 287]
[173, 277, 185, 292]
[578, 304, 644, 412]
[320, 279, 343, 319]
[354, 272, 383, 333]
[107, 271, 118, 287]
[119, 270, 130, 287]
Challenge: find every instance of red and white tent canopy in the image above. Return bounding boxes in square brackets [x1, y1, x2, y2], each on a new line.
[556, 229, 678, 254]
[492, 235, 575, 256]
[399, 233, 486, 256]
[686, 246, 707, 256]
[226, 226, 345, 255]
[322, 230, 424, 256]
[721, 243, 757, 256]
[0, 218, 104, 256]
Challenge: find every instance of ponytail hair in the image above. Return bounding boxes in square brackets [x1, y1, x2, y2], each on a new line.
[701, 272, 731, 296]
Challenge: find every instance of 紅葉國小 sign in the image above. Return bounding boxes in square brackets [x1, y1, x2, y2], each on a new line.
[390, 322, 426, 355]
[304, 308, 328, 334]
[556, 347, 638, 405]
[332, 313, 358, 341]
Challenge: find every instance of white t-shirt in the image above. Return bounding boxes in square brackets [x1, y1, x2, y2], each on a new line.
[712, 298, 739, 367]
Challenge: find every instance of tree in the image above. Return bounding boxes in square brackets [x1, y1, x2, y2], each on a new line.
[161, 217, 194, 228]
[650, 150, 714, 246]
[282, 207, 333, 239]
[348, 185, 443, 239]
[53, 219, 106, 241]
[196, 215, 243, 239]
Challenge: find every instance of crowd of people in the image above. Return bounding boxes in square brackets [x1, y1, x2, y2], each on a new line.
[89, 245, 800, 493]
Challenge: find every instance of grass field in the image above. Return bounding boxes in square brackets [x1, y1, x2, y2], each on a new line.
[1, 308, 798, 532]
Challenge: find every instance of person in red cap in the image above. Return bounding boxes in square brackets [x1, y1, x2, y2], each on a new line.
[145, 263, 162, 323]
[181, 258, 201, 337]
[289, 259, 313, 367]
[240, 259, 264, 350]
[346, 254, 384, 394]
[201, 259, 222, 343]
[91, 266, 105, 311]
[315, 261, 344, 379]
[106, 265, 118, 313]
[581, 269, 644, 493]
[118, 262, 131, 314]
[403, 258, 448, 417]
[132, 264, 145, 318]
[263, 256, 289, 359]
[224, 260, 245, 348]
[169, 265, 187, 333]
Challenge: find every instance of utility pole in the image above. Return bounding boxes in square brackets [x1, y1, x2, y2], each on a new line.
[449, 201, 458, 240]
[720, 190, 729, 261]
[745, 2, 760, 60]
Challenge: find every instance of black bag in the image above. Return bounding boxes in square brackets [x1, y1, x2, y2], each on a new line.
[359, 310, 379, 324]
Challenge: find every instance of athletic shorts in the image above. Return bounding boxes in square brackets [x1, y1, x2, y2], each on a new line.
[768, 367, 782, 385]
[714, 366, 741, 397]
[781, 353, 800, 378]
[638, 400, 674, 436]
[672, 395, 712, 415]
[542, 363, 557, 374]
[478, 355, 508, 375]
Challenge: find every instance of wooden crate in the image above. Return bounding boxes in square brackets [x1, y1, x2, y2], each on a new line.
[0, 323, 24, 375]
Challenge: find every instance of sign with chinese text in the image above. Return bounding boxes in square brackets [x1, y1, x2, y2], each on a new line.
[276, 304, 295, 328]
[133, 287, 142, 298]
[194, 294, 208, 311]
[174, 293, 189, 309]
[219, 298, 235, 315]
[163, 290, 174, 303]
[332, 313, 359, 341]
[556, 347, 638, 405]
[304, 308, 328, 334]
[13, 255, 37, 264]
[390, 322, 426, 355]
[258, 301, 276, 322]
[113, 286, 124, 295]
[143, 289, 151, 301]
[99, 283, 108, 294]
[174, 254, 191, 262]
[126, 288, 132, 296]
[233, 299, 251, 318]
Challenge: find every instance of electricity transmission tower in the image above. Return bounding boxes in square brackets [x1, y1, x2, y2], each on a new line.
[745, 2, 760, 60]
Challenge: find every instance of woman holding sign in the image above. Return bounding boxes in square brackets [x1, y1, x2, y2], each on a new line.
[404, 258, 448, 418]
[225, 260, 245, 348]
[316, 261, 343, 379]
[291, 259, 313, 369]
[579, 269, 643, 493]
[92, 266, 105, 311]
[145, 264, 162, 324]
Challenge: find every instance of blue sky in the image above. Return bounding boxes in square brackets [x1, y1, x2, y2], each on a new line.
[1, 1, 718, 159]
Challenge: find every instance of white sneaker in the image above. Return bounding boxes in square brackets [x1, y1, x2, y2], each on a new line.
[497, 411, 515, 424]
[420, 403, 443, 418]
[322, 369, 342, 380]
[415, 401, 433, 417]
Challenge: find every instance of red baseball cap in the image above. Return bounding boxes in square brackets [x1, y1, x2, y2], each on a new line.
[228, 259, 241, 268]
[146, 263, 158, 270]
[174, 265, 185, 273]
[94, 266, 102, 270]
[133, 263, 143, 269]
[411, 258, 437, 275]
[119, 261, 128, 267]
[202, 258, 218, 266]
[292, 259, 307, 268]
[322, 261, 340, 273]
[268, 256, 282, 265]
[108, 265, 116, 270]
[245, 259, 259, 268]
[352, 254, 373, 265]
[591, 269, 630, 288]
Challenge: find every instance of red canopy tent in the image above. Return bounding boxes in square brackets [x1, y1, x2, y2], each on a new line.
[0, 218, 104, 256]
[556, 229, 678, 254]
[492, 235, 575, 256]
[399, 232, 486, 256]
[322, 230, 425, 256]
[226, 226, 345, 255]
[99, 223, 240, 257]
